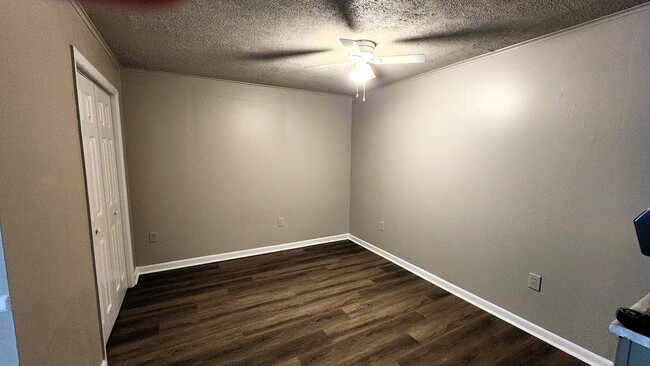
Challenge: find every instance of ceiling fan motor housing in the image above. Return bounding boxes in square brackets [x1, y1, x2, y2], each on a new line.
[356, 40, 377, 61]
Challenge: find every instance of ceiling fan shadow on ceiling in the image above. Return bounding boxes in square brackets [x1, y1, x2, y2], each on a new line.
[87, 0, 510, 100]
[238, 48, 335, 61]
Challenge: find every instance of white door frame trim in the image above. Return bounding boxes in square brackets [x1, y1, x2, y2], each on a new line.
[72, 47, 136, 290]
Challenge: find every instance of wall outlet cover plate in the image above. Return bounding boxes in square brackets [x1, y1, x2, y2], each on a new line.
[528, 273, 542, 292]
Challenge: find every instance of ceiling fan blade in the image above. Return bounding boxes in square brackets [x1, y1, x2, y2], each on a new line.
[340, 39, 361, 56]
[304, 61, 353, 69]
[330, 0, 356, 30]
[241, 48, 332, 60]
[396, 26, 510, 44]
[373, 54, 425, 65]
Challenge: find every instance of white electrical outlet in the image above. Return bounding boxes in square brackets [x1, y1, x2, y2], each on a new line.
[379, 220, 385, 231]
[528, 273, 542, 292]
[148, 232, 159, 243]
[278, 217, 284, 227]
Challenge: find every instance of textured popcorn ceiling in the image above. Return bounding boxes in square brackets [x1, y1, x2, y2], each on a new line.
[80, 0, 647, 95]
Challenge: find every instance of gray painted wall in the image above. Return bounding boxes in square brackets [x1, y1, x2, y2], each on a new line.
[0, 0, 122, 364]
[121, 70, 351, 266]
[350, 6, 650, 360]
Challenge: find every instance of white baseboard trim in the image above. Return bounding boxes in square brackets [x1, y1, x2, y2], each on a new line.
[348, 234, 613, 366]
[135, 234, 349, 277]
[130, 232, 610, 365]
[133, 270, 140, 287]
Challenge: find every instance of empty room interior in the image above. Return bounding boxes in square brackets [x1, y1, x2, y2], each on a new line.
[2, 0, 650, 365]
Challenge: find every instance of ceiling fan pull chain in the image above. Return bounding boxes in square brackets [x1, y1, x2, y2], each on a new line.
[363, 82, 366, 102]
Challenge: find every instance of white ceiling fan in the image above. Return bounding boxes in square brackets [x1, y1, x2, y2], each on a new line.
[306, 39, 425, 100]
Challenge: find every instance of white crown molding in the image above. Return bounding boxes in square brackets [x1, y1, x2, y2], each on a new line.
[120, 68, 353, 99]
[348, 234, 613, 366]
[135, 234, 349, 276]
[68, 0, 120, 68]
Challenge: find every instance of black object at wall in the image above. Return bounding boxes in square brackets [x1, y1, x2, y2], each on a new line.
[634, 208, 650, 256]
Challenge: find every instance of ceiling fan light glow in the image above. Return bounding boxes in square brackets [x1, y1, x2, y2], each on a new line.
[349, 63, 374, 83]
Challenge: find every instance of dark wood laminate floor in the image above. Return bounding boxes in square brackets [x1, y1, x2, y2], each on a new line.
[108, 240, 587, 366]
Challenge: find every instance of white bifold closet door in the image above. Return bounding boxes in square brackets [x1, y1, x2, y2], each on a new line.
[76, 71, 127, 343]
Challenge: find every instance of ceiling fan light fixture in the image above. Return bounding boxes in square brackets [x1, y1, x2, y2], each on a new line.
[349, 62, 375, 83]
